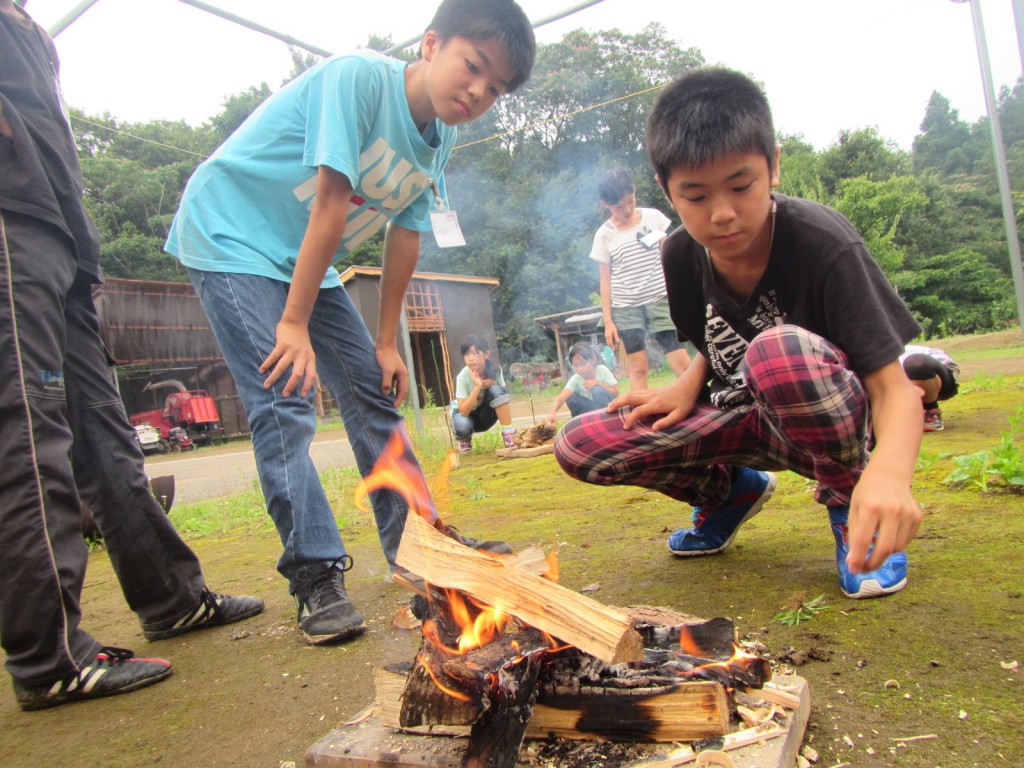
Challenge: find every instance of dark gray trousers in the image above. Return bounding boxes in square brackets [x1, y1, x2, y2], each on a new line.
[0, 209, 205, 686]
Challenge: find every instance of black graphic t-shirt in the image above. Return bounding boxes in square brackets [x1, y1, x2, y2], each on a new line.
[662, 194, 921, 409]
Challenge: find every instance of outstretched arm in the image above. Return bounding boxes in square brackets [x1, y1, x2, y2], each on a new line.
[545, 388, 573, 424]
[846, 360, 924, 573]
[612, 353, 709, 431]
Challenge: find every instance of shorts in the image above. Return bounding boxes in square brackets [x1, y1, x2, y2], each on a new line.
[611, 297, 684, 355]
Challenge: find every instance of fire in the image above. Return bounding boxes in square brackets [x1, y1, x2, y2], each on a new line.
[672, 640, 772, 690]
[446, 589, 510, 653]
[416, 650, 471, 701]
[354, 430, 437, 521]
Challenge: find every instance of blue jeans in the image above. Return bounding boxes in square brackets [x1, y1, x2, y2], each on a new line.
[451, 384, 509, 439]
[188, 269, 433, 582]
[566, 387, 614, 417]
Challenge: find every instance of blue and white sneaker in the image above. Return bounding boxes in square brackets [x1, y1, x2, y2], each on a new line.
[828, 507, 908, 598]
[667, 469, 778, 556]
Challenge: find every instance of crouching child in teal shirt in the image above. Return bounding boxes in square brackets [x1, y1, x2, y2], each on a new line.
[545, 342, 619, 424]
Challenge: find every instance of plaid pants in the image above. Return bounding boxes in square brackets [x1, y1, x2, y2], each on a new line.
[554, 325, 869, 508]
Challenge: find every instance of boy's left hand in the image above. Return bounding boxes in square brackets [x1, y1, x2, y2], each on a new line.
[376, 343, 409, 406]
[846, 468, 923, 573]
[260, 319, 317, 397]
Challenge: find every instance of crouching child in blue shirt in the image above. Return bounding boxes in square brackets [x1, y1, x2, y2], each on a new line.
[452, 334, 517, 451]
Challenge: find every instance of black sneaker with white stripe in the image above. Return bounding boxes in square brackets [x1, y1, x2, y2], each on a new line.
[13, 647, 172, 711]
[142, 588, 264, 641]
[293, 556, 366, 645]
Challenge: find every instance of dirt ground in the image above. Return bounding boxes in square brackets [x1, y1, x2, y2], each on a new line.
[1, 330, 1022, 768]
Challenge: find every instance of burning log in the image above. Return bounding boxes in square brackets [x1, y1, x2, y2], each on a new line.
[396, 513, 644, 665]
[461, 652, 544, 768]
[377, 662, 732, 744]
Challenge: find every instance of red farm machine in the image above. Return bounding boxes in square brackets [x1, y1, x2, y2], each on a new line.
[129, 379, 224, 451]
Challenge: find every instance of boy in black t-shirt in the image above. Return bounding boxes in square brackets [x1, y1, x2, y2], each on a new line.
[554, 68, 925, 599]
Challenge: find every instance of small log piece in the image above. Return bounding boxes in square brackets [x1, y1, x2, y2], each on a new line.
[442, 629, 552, 688]
[377, 661, 732, 743]
[396, 514, 644, 665]
[400, 644, 483, 728]
[461, 652, 544, 768]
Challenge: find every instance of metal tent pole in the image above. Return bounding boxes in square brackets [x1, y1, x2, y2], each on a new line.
[952, 0, 1024, 335]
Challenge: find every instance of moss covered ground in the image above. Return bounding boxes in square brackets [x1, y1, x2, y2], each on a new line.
[0, 330, 1021, 767]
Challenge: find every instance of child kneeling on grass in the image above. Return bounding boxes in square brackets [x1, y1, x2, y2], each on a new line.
[452, 335, 517, 451]
[545, 342, 619, 424]
[554, 68, 925, 600]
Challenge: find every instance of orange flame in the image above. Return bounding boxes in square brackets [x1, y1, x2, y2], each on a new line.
[678, 625, 706, 657]
[444, 588, 510, 653]
[417, 650, 471, 701]
[354, 431, 436, 522]
[672, 641, 769, 690]
[544, 538, 560, 583]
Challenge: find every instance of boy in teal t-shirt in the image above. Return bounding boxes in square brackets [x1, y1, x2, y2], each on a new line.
[165, 0, 535, 646]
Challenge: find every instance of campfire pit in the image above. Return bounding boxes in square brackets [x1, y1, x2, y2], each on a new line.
[307, 515, 810, 768]
[306, 436, 810, 767]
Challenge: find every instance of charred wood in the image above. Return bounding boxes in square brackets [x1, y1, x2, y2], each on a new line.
[461, 653, 543, 768]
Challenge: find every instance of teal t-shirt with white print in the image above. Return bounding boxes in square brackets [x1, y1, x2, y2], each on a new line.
[165, 51, 455, 288]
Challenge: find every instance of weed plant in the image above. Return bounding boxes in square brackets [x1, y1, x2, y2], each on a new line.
[945, 406, 1024, 492]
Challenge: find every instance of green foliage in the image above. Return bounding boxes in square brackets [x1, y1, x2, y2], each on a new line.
[944, 407, 1024, 492]
[69, 26, 1024, 361]
[832, 175, 927, 273]
[894, 248, 1016, 337]
[207, 84, 272, 144]
[772, 593, 830, 627]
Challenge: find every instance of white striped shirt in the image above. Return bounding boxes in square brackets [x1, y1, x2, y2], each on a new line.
[589, 208, 672, 307]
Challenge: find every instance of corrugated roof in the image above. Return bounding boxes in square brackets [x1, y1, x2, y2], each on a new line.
[338, 265, 499, 287]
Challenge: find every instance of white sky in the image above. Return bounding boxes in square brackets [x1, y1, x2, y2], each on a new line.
[21, 0, 1024, 151]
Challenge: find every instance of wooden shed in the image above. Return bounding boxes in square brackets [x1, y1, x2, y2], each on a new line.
[93, 278, 250, 438]
[339, 266, 501, 407]
[94, 269, 500, 435]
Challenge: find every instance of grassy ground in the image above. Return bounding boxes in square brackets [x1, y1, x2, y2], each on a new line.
[1, 330, 1021, 768]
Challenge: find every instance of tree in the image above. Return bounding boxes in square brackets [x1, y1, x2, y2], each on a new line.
[912, 92, 975, 175]
[832, 175, 927, 275]
[894, 248, 1016, 336]
[817, 128, 909, 197]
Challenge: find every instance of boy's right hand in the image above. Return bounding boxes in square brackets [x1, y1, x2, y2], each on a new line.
[260, 320, 318, 398]
[604, 322, 619, 349]
[610, 377, 697, 432]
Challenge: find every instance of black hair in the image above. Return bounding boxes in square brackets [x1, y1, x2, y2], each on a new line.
[646, 68, 776, 194]
[596, 168, 635, 206]
[567, 342, 599, 363]
[460, 334, 490, 356]
[424, 0, 536, 93]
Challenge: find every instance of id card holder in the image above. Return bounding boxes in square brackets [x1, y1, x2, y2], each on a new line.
[428, 178, 467, 248]
[430, 210, 467, 248]
[639, 229, 667, 248]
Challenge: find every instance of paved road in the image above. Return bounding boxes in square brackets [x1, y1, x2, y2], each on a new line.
[145, 405, 548, 507]
[144, 436, 357, 506]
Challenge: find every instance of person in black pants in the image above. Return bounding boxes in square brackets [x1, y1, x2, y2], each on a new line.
[0, 0, 263, 711]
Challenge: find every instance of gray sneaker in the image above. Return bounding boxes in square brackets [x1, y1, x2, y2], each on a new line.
[143, 588, 264, 641]
[293, 556, 366, 645]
